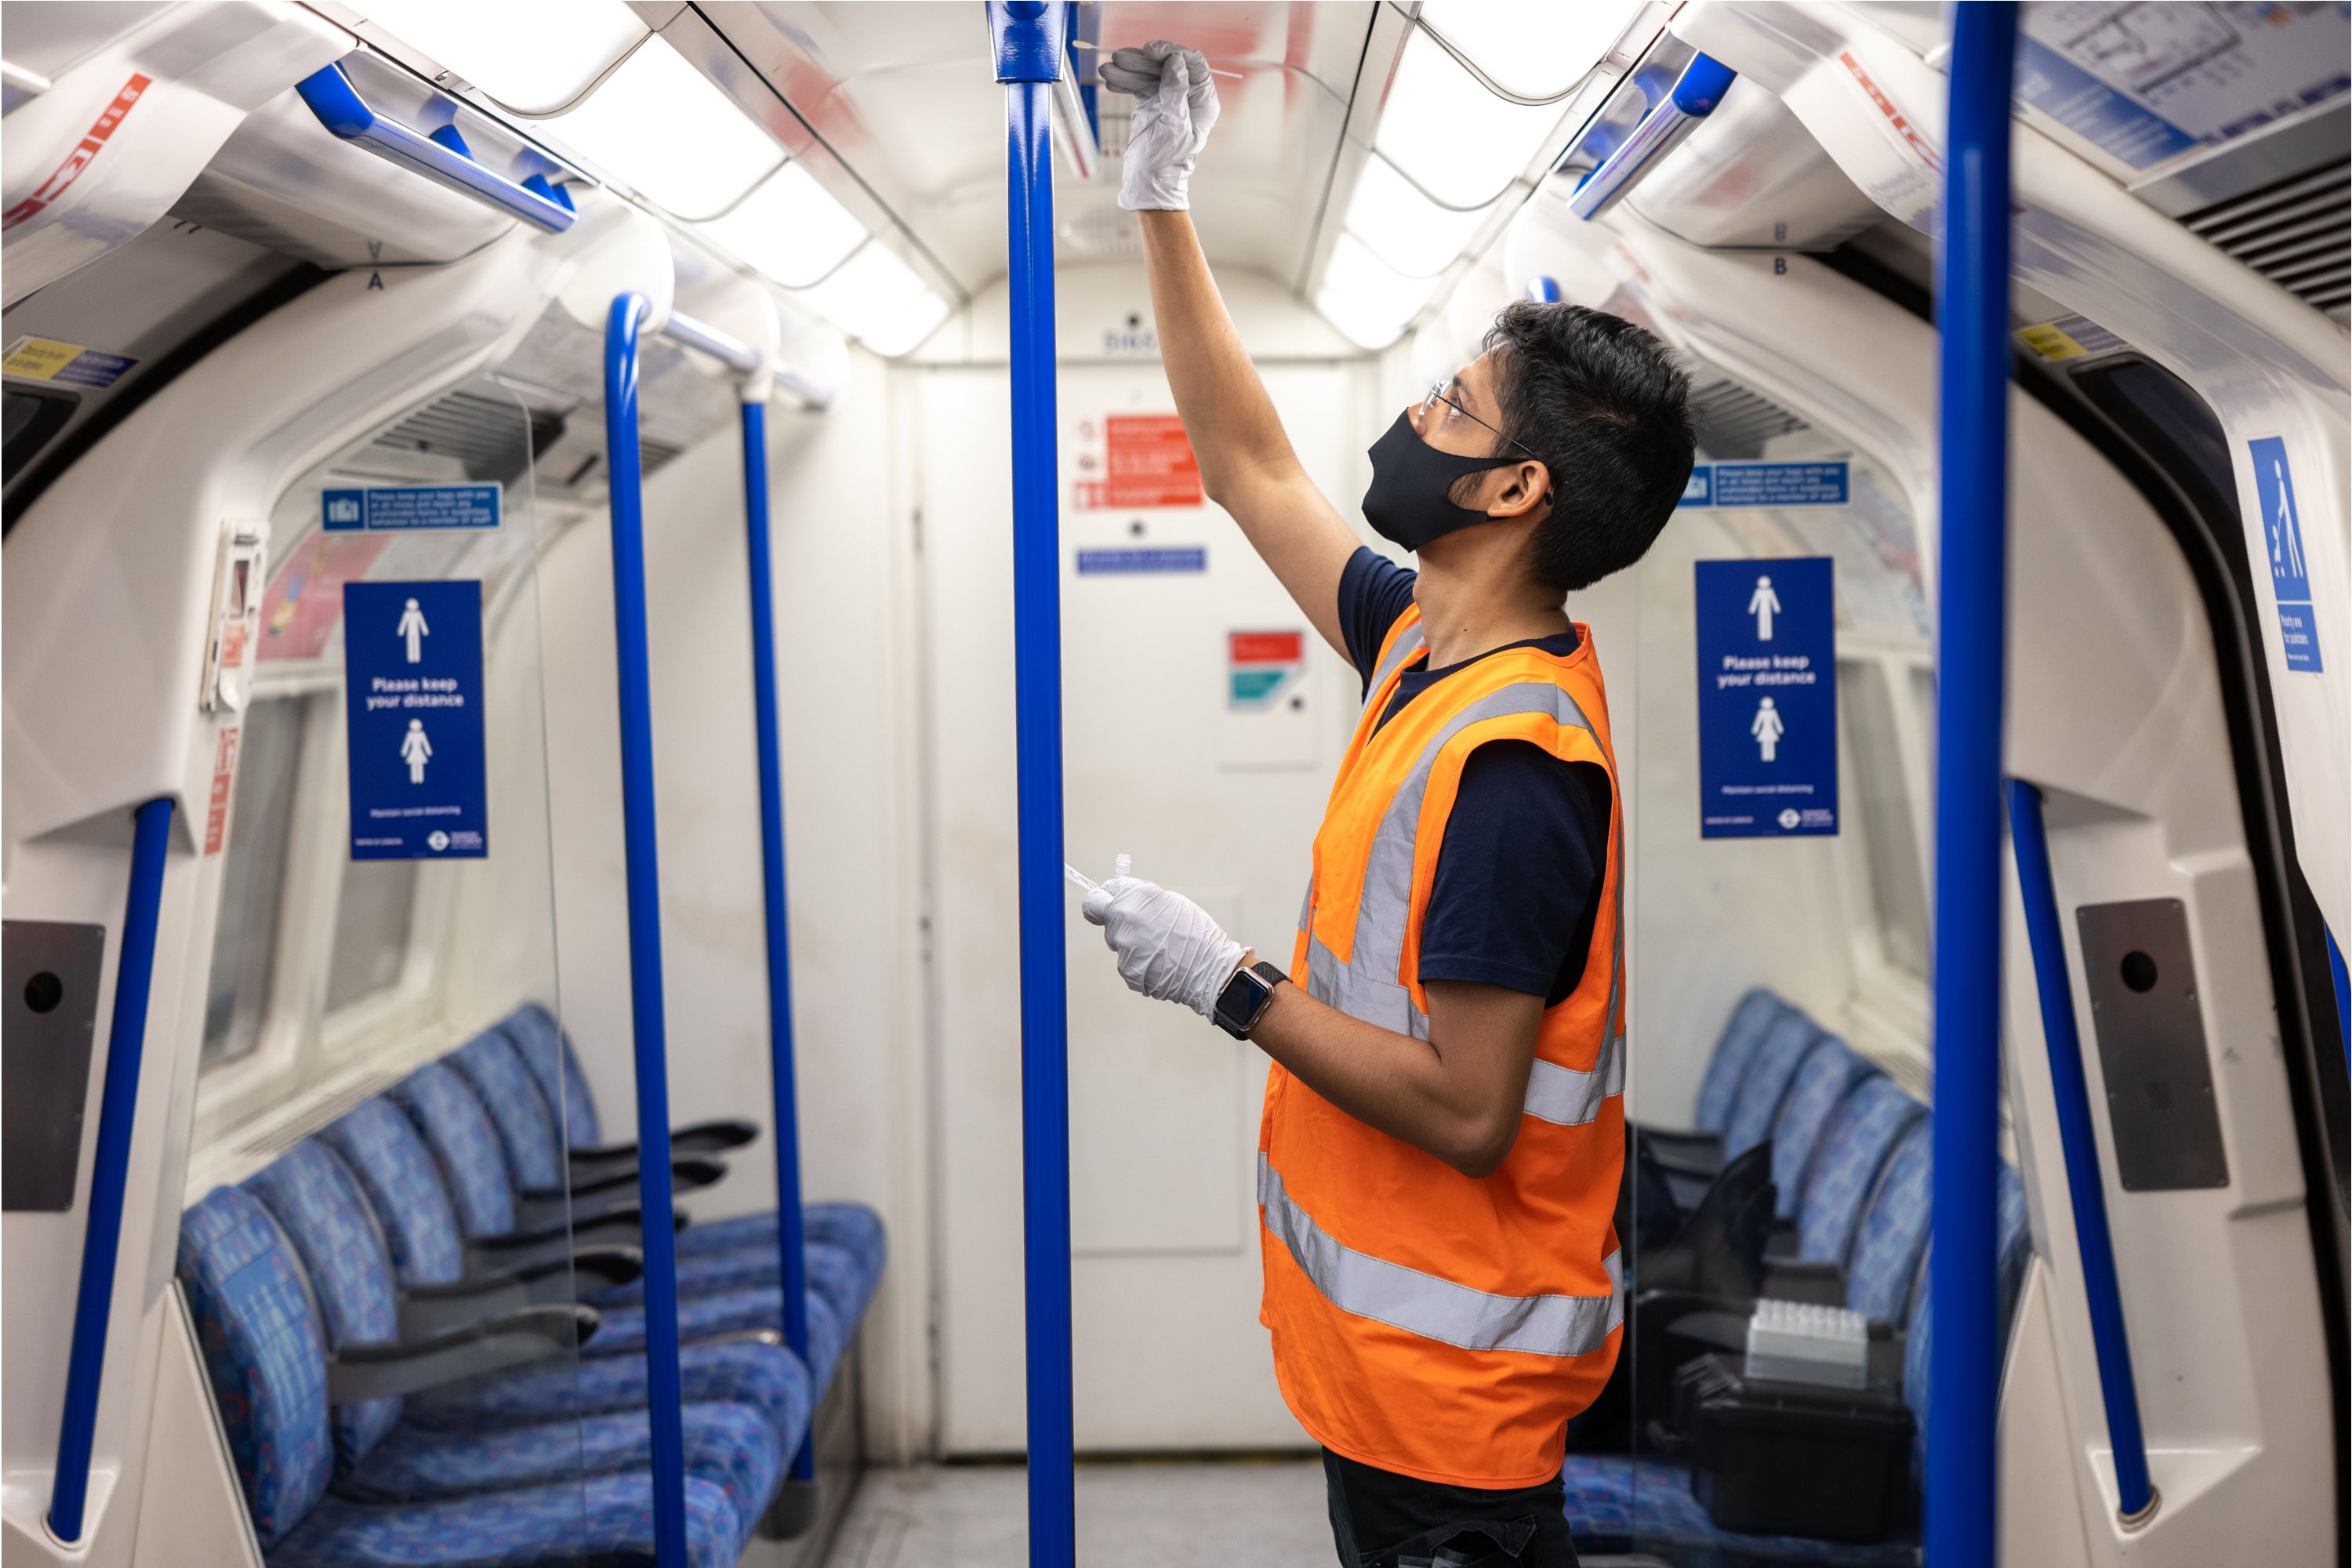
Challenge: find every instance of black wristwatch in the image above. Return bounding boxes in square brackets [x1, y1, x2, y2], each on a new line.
[1213, 960, 1289, 1040]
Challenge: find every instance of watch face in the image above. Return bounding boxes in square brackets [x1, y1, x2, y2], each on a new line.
[1217, 967, 1265, 1025]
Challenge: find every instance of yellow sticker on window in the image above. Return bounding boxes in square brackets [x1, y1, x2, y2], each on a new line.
[2017, 322, 2087, 361]
[2, 336, 85, 379]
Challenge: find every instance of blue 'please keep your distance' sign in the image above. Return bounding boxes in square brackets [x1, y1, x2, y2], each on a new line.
[1696, 557, 1838, 839]
[343, 580, 488, 860]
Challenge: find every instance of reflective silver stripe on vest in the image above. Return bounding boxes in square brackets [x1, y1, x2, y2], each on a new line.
[1303, 680, 1607, 1060]
[1366, 622, 1428, 700]
[1258, 1154, 1624, 1357]
[1523, 917, 1625, 1126]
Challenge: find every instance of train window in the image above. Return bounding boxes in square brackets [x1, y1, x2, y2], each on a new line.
[325, 859, 419, 1013]
[200, 697, 306, 1069]
[2, 387, 77, 483]
[1840, 658, 1929, 978]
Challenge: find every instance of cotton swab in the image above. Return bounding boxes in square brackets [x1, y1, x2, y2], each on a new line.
[1069, 38, 1243, 78]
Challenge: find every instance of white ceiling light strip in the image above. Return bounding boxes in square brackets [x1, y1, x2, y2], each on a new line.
[1342, 154, 1490, 278]
[700, 162, 870, 288]
[542, 36, 784, 220]
[794, 238, 952, 358]
[1316, 232, 1437, 350]
[357, 0, 647, 116]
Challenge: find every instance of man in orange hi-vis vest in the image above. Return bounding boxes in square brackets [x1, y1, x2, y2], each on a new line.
[1082, 43, 1697, 1568]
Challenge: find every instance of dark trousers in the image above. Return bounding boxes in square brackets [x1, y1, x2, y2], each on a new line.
[1323, 1449, 1580, 1567]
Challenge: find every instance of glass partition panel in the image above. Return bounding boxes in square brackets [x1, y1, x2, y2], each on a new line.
[1602, 384, 1934, 1565]
[195, 372, 602, 1548]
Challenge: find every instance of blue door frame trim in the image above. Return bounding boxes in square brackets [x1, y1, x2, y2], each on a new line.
[2006, 781, 2157, 1520]
[48, 797, 175, 1544]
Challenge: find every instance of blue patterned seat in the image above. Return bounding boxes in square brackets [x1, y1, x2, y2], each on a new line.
[1794, 1076, 1926, 1267]
[1768, 1041, 1882, 1222]
[177, 1186, 764, 1566]
[1692, 989, 1790, 1134]
[239, 1143, 786, 1528]
[484, 1004, 889, 1334]
[322, 1094, 816, 1439]
[1721, 1012, 1830, 1160]
[391, 1062, 518, 1240]
[1846, 1120, 1935, 1325]
[1559, 1454, 1920, 1566]
[447, 1029, 567, 1192]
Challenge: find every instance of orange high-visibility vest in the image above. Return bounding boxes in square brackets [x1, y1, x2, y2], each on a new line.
[1261, 604, 1626, 1488]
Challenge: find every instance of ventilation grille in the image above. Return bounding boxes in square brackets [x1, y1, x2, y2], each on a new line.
[2184, 157, 2350, 322]
[371, 389, 536, 476]
[1690, 378, 1809, 460]
[234, 1068, 409, 1157]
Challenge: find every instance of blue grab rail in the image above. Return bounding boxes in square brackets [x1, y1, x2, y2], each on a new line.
[296, 61, 576, 233]
[2006, 781, 2157, 1521]
[604, 291, 688, 1568]
[1929, 9, 2018, 1568]
[989, 5, 1077, 1566]
[739, 397, 816, 1485]
[1566, 52, 1737, 220]
[49, 797, 175, 1544]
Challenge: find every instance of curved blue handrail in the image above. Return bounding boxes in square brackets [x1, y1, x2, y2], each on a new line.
[49, 797, 175, 1544]
[296, 62, 575, 234]
[989, 5, 1077, 1566]
[1566, 52, 1737, 220]
[739, 398, 815, 1485]
[604, 291, 688, 1568]
[1930, 9, 2019, 1568]
[2007, 781, 2156, 1520]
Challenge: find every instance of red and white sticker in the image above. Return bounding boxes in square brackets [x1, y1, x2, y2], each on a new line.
[1075, 414, 1203, 510]
[205, 726, 241, 857]
[1229, 629, 1306, 708]
[2, 73, 153, 232]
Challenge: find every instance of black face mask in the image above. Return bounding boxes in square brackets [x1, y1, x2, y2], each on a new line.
[1360, 410, 1524, 552]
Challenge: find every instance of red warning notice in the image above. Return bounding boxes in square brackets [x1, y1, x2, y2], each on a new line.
[1229, 630, 1305, 665]
[205, 726, 241, 856]
[1076, 414, 1202, 509]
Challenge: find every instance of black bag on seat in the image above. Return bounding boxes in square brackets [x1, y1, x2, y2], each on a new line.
[1676, 1353, 1914, 1544]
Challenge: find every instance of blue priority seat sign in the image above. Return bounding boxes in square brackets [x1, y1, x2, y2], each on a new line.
[343, 580, 488, 859]
[1695, 557, 1837, 838]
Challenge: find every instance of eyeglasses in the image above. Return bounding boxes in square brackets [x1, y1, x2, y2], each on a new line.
[1417, 377, 1540, 461]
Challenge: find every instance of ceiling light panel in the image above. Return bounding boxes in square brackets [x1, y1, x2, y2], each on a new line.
[1343, 154, 1489, 278]
[1372, 32, 1571, 209]
[796, 240, 950, 358]
[544, 37, 783, 220]
[702, 162, 869, 288]
[1316, 232, 1436, 349]
[1414, 0, 1640, 103]
[361, 0, 646, 115]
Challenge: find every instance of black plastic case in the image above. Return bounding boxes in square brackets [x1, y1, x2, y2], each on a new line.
[1677, 1353, 1915, 1543]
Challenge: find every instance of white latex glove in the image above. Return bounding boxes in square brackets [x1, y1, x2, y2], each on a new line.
[1097, 39, 1220, 212]
[1077, 854, 1247, 1019]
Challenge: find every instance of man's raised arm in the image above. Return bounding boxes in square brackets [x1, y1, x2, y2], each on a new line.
[1103, 41, 1360, 655]
[1139, 212, 1360, 654]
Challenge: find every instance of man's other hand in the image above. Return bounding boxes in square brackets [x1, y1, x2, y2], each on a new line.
[1098, 40, 1220, 212]
[1080, 856, 1247, 1019]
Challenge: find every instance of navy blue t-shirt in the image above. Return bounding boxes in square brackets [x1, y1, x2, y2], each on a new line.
[1338, 547, 1609, 1006]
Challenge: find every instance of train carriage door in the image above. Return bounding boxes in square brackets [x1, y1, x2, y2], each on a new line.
[919, 324, 1364, 1453]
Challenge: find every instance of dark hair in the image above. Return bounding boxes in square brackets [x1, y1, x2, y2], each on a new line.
[1472, 301, 1695, 593]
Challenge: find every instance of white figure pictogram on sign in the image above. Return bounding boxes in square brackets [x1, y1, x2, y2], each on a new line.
[1748, 574, 1780, 641]
[396, 597, 430, 663]
[2270, 457, 2304, 583]
[401, 718, 432, 784]
[1751, 696, 1784, 763]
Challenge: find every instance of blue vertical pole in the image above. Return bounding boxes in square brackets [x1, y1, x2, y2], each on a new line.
[2006, 782, 2156, 1520]
[49, 797, 174, 1544]
[988, 5, 1076, 1565]
[1930, 10, 2017, 1568]
[604, 291, 688, 1568]
[740, 398, 815, 1483]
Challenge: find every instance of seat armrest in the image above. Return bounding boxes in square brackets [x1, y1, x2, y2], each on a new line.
[1639, 1126, 1725, 1174]
[515, 1160, 725, 1232]
[403, 1247, 644, 1336]
[328, 1305, 596, 1401]
[1759, 1258, 1846, 1305]
[568, 1121, 760, 1174]
[569, 1243, 645, 1294]
[466, 1210, 680, 1274]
